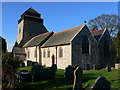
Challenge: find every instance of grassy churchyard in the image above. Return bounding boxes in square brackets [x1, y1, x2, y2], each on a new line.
[16, 66, 120, 89]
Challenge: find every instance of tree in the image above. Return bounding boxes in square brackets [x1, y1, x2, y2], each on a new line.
[2, 52, 20, 89]
[88, 14, 120, 37]
[117, 30, 120, 62]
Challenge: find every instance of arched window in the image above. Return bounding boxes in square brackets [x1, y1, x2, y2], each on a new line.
[82, 36, 90, 54]
[34, 48, 37, 57]
[103, 40, 109, 56]
[27, 50, 30, 58]
[43, 49, 46, 58]
[59, 47, 63, 57]
[47, 49, 50, 58]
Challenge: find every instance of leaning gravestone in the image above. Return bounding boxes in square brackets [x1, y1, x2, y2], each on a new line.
[73, 66, 83, 89]
[64, 65, 74, 84]
[92, 76, 110, 90]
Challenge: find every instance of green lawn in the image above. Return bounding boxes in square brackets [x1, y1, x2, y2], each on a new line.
[16, 66, 120, 89]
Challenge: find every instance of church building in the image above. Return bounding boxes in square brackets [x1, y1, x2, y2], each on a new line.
[13, 8, 116, 69]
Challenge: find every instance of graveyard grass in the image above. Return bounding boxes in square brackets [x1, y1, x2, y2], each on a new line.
[16, 66, 120, 89]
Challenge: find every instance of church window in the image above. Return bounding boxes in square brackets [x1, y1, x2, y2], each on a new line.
[27, 50, 30, 58]
[47, 49, 50, 58]
[59, 47, 63, 57]
[43, 49, 46, 58]
[34, 48, 37, 57]
[103, 40, 109, 56]
[82, 36, 90, 54]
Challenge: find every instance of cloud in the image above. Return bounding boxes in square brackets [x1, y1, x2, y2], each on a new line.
[7, 43, 14, 52]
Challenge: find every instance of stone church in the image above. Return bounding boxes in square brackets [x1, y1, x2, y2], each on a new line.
[13, 8, 116, 69]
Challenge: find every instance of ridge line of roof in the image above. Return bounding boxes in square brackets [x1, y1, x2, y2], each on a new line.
[54, 24, 85, 35]
[92, 28, 106, 32]
[33, 31, 53, 38]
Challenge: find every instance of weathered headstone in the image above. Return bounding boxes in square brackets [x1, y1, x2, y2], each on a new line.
[50, 64, 57, 79]
[92, 76, 110, 90]
[31, 64, 43, 82]
[73, 66, 83, 89]
[17, 70, 31, 82]
[40, 64, 57, 80]
[74, 64, 79, 70]
[93, 64, 101, 70]
[64, 65, 74, 83]
[106, 64, 111, 72]
[22, 63, 25, 67]
[41, 68, 51, 80]
[86, 64, 90, 70]
[32, 62, 38, 66]
[27, 61, 32, 66]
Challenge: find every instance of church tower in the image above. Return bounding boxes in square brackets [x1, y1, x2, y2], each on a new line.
[15, 8, 48, 47]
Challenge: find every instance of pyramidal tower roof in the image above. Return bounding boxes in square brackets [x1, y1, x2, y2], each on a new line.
[25, 8, 40, 15]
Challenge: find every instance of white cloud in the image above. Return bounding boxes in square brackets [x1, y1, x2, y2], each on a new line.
[7, 43, 14, 52]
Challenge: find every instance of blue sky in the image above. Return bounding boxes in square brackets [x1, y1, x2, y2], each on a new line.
[2, 2, 118, 52]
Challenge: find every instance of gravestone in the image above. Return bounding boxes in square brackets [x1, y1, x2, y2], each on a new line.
[40, 64, 57, 80]
[93, 64, 101, 70]
[32, 62, 38, 66]
[64, 65, 74, 84]
[31, 64, 43, 82]
[86, 64, 90, 70]
[74, 64, 79, 70]
[73, 66, 83, 89]
[21, 63, 25, 67]
[41, 68, 51, 80]
[106, 64, 111, 72]
[27, 61, 32, 66]
[50, 64, 57, 79]
[17, 70, 31, 82]
[92, 76, 110, 90]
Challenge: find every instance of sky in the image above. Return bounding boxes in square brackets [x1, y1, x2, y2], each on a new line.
[1, 2, 118, 52]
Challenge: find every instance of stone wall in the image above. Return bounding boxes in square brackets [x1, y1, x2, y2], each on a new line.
[24, 46, 40, 65]
[71, 25, 98, 69]
[41, 45, 71, 69]
[17, 20, 24, 45]
[98, 30, 117, 67]
[16, 14, 48, 47]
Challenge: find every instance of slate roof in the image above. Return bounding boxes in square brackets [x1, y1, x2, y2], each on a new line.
[41, 24, 85, 47]
[25, 8, 40, 15]
[92, 29, 105, 36]
[23, 31, 54, 47]
[92, 29, 105, 41]
[13, 47, 25, 54]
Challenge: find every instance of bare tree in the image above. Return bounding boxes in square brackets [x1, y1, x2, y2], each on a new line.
[88, 14, 120, 37]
